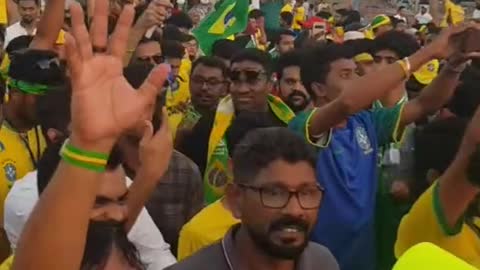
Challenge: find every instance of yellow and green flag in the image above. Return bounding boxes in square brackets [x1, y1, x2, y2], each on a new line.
[192, 0, 249, 55]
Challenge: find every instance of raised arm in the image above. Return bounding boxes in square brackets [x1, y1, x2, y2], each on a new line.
[29, 0, 64, 49]
[125, 113, 173, 231]
[122, 0, 171, 66]
[437, 105, 480, 228]
[308, 25, 474, 137]
[12, 1, 169, 269]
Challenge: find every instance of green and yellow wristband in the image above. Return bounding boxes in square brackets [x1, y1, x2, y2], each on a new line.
[8, 78, 49, 95]
[60, 139, 109, 173]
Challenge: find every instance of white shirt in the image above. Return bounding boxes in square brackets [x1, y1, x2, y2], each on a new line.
[4, 22, 37, 48]
[473, 9, 480, 19]
[4, 171, 177, 270]
[415, 12, 433, 24]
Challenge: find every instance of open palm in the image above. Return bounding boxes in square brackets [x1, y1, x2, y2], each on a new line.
[65, 0, 169, 145]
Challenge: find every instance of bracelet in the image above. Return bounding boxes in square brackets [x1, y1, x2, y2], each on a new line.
[59, 139, 109, 173]
[397, 57, 411, 79]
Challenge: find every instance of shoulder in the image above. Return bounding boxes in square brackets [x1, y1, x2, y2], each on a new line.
[302, 242, 339, 270]
[166, 243, 227, 270]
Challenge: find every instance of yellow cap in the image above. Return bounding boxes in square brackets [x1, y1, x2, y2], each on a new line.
[394, 243, 476, 270]
[55, 30, 66, 45]
[354, 53, 373, 63]
[413, 59, 439, 85]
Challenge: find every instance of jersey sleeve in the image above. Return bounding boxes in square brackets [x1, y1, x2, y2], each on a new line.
[395, 182, 465, 259]
[288, 109, 331, 148]
[371, 103, 405, 146]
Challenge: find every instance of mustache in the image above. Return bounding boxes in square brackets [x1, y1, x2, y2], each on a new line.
[287, 90, 309, 101]
[269, 216, 309, 233]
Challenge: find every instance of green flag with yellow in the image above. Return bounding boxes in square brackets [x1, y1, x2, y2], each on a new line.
[192, 0, 249, 55]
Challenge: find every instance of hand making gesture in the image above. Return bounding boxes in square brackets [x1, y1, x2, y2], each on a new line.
[65, 0, 170, 151]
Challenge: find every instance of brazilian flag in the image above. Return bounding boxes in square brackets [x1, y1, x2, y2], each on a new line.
[192, 0, 249, 55]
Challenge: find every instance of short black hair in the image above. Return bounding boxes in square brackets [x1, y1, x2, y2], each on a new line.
[191, 56, 228, 78]
[9, 49, 66, 86]
[273, 29, 296, 45]
[447, 66, 480, 118]
[18, 0, 40, 6]
[165, 12, 194, 30]
[276, 49, 303, 80]
[231, 48, 273, 76]
[36, 85, 71, 137]
[280, 11, 294, 26]
[343, 38, 375, 56]
[5, 35, 33, 55]
[300, 43, 355, 97]
[248, 9, 264, 19]
[371, 30, 420, 59]
[162, 25, 190, 42]
[232, 127, 317, 184]
[161, 40, 185, 59]
[398, 6, 406, 11]
[316, 11, 332, 20]
[226, 112, 282, 156]
[212, 39, 242, 60]
[414, 117, 468, 196]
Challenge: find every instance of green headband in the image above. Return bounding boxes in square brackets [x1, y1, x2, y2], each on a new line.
[8, 78, 49, 95]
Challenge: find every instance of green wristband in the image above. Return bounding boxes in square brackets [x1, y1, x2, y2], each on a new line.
[64, 139, 110, 160]
[61, 153, 106, 173]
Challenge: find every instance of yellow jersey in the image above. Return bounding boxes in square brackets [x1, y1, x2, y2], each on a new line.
[441, 0, 465, 27]
[177, 199, 239, 261]
[395, 182, 480, 267]
[281, 4, 305, 31]
[166, 58, 192, 137]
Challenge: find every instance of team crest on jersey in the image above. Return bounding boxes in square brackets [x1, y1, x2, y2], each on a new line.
[427, 63, 435, 72]
[4, 162, 16, 183]
[355, 126, 373, 155]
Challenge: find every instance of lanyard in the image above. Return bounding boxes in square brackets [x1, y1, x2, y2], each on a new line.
[4, 121, 40, 168]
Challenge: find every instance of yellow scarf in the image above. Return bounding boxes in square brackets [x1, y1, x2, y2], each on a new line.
[204, 94, 295, 203]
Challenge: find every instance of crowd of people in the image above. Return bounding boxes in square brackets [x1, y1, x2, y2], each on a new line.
[0, 0, 476, 269]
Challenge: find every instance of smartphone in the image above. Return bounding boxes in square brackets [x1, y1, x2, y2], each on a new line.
[312, 22, 326, 39]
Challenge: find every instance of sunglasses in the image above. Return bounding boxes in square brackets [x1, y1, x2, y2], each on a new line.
[229, 70, 267, 85]
[138, 55, 164, 65]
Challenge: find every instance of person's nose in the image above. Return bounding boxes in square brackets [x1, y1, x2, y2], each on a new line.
[281, 194, 305, 218]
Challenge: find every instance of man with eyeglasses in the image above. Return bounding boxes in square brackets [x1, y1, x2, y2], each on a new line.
[168, 127, 339, 270]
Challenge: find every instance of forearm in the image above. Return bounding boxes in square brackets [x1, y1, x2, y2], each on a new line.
[6, 0, 19, 25]
[13, 138, 112, 270]
[122, 24, 148, 66]
[439, 138, 480, 229]
[125, 169, 160, 231]
[412, 65, 461, 116]
[342, 46, 433, 113]
[309, 46, 434, 135]
[30, 0, 64, 49]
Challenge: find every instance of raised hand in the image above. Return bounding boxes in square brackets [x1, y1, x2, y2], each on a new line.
[65, 0, 170, 150]
[138, 108, 173, 181]
[427, 23, 480, 60]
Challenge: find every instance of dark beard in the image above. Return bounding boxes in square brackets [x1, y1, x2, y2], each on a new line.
[81, 221, 145, 270]
[285, 90, 310, 113]
[245, 216, 310, 260]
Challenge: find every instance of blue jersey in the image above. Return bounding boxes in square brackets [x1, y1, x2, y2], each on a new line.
[289, 105, 403, 270]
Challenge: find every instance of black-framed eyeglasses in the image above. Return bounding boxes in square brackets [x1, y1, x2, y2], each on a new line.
[229, 70, 267, 85]
[237, 183, 324, 209]
[138, 55, 164, 65]
[191, 76, 226, 88]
